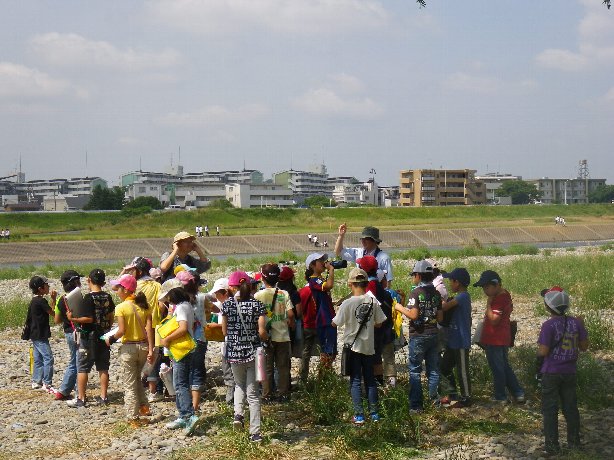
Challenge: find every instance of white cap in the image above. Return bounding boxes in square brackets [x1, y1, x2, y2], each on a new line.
[208, 277, 229, 295]
[305, 253, 328, 268]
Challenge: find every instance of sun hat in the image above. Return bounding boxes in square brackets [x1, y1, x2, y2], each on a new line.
[541, 286, 570, 315]
[356, 255, 378, 274]
[173, 231, 195, 243]
[110, 274, 137, 292]
[442, 268, 470, 287]
[123, 256, 152, 273]
[228, 271, 252, 287]
[158, 278, 183, 300]
[305, 253, 328, 268]
[149, 267, 162, 280]
[348, 268, 368, 283]
[208, 278, 229, 295]
[473, 270, 502, 287]
[360, 226, 382, 244]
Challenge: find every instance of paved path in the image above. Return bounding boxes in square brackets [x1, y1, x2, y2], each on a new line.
[0, 223, 613, 265]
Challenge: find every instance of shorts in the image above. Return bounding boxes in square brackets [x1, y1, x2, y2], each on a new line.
[78, 333, 111, 373]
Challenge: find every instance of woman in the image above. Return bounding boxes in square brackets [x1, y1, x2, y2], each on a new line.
[298, 253, 337, 383]
[158, 278, 200, 435]
[27, 276, 56, 392]
[222, 271, 268, 443]
[105, 274, 154, 427]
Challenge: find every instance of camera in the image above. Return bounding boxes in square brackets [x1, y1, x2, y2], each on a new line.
[330, 260, 348, 269]
[278, 260, 298, 266]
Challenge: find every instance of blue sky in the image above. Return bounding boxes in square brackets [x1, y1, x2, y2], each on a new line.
[1, 0, 612, 186]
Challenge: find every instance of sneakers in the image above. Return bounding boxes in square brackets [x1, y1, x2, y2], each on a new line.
[447, 400, 466, 409]
[95, 396, 110, 406]
[370, 412, 380, 422]
[67, 398, 86, 408]
[514, 394, 526, 404]
[31, 382, 42, 390]
[184, 415, 200, 436]
[139, 404, 152, 416]
[387, 377, 397, 387]
[54, 391, 70, 401]
[41, 383, 56, 394]
[249, 433, 263, 443]
[147, 392, 164, 403]
[352, 414, 365, 426]
[233, 414, 245, 430]
[165, 418, 187, 430]
[129, 418, 149, 428]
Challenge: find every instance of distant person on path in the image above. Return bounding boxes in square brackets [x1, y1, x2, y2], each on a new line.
[204, 225, 210, 237]
[53, 270, 82, 401]
[474, 270, 525, 404]
[5, 228, 9, 239]
[66, 269, 115, 407]
[332, 268, 386, 425]
[27, 276, 56, 392]
[439, 268, 472, 408]
[307, 233, 312, 243]
[537, 286, 588, 455]
[312, 235, 318, 246]
[335, 224, 393, 284]
[216, 225, 220, 236]
[160, 232, 211, 283]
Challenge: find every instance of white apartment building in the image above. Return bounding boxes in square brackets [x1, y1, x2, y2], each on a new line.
[527, 177, 606, 204]
[273, 165, 332, 201]
[332, 180, 380, 206]
[225, 183, 294, 208]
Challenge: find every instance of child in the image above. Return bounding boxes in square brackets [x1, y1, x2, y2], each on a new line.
[53, 270, 82, 400]
[27, 276, 56, 392]
[474, 270, 525, 403]
[222, 271, 268, 443]
[67, 269, 115, 406]
[394, 260, 442, 412]
[254, 263, 295, 403]
[298, 253, 337, 382]
[537, 286, 588, 455]
[332, 268, 386, 425]
[105, 274, 154, 426]
[439, 268, 472, 408]
[159, 279, 200, 435]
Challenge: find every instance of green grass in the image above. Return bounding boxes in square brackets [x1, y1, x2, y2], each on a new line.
[1, 203, 612, 242]
[0, 299, 29, 330]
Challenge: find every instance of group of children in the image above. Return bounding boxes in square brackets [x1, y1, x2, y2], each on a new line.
[24, 230, 589, 453]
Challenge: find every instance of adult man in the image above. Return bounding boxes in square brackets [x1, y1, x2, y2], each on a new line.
[335, 224, 393, 283]
[160, 232, 211, 282]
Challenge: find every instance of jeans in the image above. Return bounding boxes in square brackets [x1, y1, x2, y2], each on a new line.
[542, 373, 581, 452]
[484, 345, 524, 401]
[408, 334, 440, 410]
[349, 351, 378, 415]
[231, 360, 261, 435]
[189, 340, 207, 392]
[58, 332, 78, 395]
[173, 352, 195, 419]
[32, 339, 54, 385]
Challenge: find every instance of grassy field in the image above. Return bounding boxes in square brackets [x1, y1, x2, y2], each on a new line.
[0, 203, 613, 242]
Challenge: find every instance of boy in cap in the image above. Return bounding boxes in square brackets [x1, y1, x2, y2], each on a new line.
[332, 268, 387, 425]
[254, 263, 295, 402]
[335, 223, 393, 284]
[439, 268, 472, 408]
[537, 287, 588, 455]
[474, 270, 525, 404]
[394, 260, 443, 412]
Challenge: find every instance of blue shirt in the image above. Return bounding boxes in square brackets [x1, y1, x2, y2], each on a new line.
[340, 247, 393, 281]
[447, 291, 472, 349]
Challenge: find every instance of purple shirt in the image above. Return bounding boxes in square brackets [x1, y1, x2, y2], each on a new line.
[538, 316, 587, 374]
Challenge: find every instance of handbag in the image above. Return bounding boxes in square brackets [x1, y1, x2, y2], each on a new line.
[204, 323, 225, 342]
[157, 315, 197, 362]
[472, 320, 484, 346]
[509, 320, 518, 347]
[21, 304, 32, 341]
[341, 299, 374, 377]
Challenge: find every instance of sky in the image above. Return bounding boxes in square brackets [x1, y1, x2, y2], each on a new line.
[0, 0, 613, 187]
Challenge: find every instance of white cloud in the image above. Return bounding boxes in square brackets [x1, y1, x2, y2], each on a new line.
[146, 0, 388, 36]
[328, 73, 365, 95]
[535, 1, 614, 72]
[156, 103, 270, 127]
[605, 87, 614, 103]
[293, 88, 383, 119]
[442, 72, 501, 94]
[28, 33, 180, 70]
[0, 62, 71, 99]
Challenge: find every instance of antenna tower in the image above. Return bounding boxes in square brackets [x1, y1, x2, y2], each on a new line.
[577, 160, 589, 179]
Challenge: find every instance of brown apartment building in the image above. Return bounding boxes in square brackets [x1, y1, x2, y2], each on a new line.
[399, 169, 486, 206]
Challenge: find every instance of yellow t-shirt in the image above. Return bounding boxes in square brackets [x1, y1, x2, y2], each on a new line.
[115, 298, 149, 343]
[137, 279, 162, 327]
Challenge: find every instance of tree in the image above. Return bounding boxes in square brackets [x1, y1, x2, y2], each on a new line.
[84, 185, 126, 210]
[498, 180, 542, 205]
[123, 196, 163, 210]
[588, 184, 614, 203]
[209, 198, 234, 209]
[302, 195, 337, 208]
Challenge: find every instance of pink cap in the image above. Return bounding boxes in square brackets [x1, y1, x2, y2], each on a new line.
[228, 271, 251, 287]
[176, 270, 195, 285]
[110, 274, 137, 292]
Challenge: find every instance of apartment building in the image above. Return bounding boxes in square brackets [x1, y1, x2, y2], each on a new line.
[399, 169, 486, 207]
[225, 183, 294, 208]
[474, 173, 522, 204]
[273, 165, 333, 201]
[527, 177, 606, 204]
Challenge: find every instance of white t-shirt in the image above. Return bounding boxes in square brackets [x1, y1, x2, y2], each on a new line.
[332, 294, 386, 355]
[173, 301, 195, 335]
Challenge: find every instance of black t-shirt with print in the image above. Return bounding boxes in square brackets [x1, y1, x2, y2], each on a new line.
[407, 284, 442, 336]
[221, 297, 265, 364]
[80, 291, 115, 334]
[29, 296, 52, 341]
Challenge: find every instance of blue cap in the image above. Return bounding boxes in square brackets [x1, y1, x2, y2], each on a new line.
[442, 268, 470, 287]
[473, 270, 501, 287]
